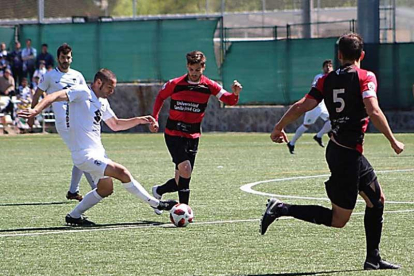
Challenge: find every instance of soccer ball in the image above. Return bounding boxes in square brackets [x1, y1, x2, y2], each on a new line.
[169, 203, 194, 227]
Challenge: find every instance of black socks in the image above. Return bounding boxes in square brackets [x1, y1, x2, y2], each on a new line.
[156, 178, 178, 195]
[285, 204, 333, 227]
[364, 205, 384, 261]
[178, 177, 191, 204]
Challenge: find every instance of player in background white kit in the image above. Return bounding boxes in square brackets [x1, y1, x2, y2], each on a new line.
[29, 44, 95, 201]
[287, 60, 333, 154]
[20, 69, 177, 226]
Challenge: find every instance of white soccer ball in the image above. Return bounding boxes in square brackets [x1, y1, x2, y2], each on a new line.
[169, 203, 194, 227]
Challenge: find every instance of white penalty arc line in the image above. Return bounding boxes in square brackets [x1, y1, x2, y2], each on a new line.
[2, 210, 414, 238]
[240, 168, 414, 205]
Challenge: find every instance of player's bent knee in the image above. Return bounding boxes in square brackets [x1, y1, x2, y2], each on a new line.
[331, 208, 352, 228]
[97, 179, 114, 197]
[178, 161, 192, 178]
[331, 215, 350, 228]
[361, 178, 384, 209]
[98, 187, 114, 197]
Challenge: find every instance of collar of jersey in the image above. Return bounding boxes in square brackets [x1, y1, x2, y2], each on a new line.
[186, 74, 203, 85]
[55, 67, 70, 74]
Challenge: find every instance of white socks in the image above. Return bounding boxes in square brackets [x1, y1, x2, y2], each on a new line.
[69, 166, 97, 193]
[69, 189, 103, 218]
[69, 165, 83, 193]
[316, 120, 332, 138]
[290, 125, 308, 145]
[123, 179, 159, 208]
[84, 172, 97, 190]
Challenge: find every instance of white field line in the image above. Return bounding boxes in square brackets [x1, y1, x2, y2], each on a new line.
[240, 168, 414, 204]
[1, 168, 413, 238]
[1, 210, 414, 238]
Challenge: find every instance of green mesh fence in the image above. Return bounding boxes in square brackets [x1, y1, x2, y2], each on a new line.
[0, 26, 16, 50]
[222, 38, 337, 105]
[362, 43, 414, 110]
[20, 18, 219, 82]
[222, 38, 414, 109]
[18, 20, 414, 110]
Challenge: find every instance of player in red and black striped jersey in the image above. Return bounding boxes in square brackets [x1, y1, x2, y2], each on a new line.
[261, 33, 404, 270]
[149, 50, 242, 213]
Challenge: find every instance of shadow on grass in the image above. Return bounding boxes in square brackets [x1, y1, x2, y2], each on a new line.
[0, 201, 72, 207]
[0, 220, 165, 233]
[239, 270, 363, 276]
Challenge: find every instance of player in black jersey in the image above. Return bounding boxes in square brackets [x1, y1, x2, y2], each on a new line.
[261, 33, 404, 270]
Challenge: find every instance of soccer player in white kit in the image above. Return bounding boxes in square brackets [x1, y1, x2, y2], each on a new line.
[20, 68, 177, 226]
[287, 60, 333, 154]
[30, 44, 95, 201]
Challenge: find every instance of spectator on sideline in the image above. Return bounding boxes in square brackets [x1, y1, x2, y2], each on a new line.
[10, 41, 23, 87]
[22, 39, 37, 81]
[36, 43, 54, 69]
[31, 75, 40, 91]
[0, 69, 16, 134]
[0, 54, 9, 73]
[33, 60, 47, 80]
[0, 42, 9, 61]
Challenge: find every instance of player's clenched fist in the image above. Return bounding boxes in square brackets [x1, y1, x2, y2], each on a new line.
[231, 80, 242, 96]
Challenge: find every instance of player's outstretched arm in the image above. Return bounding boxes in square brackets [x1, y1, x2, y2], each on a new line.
[363, 97, 404, 154]
[105, 115, 156, 132]
[270, 96, 318, 143]
[18, 90, 68, 119]
[27, 87, 46, 127]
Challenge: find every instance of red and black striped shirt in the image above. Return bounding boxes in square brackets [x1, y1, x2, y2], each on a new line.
[153, 74, 239, 138]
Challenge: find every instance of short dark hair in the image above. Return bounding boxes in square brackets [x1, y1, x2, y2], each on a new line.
[94, 68, 116, 84]
[337, 33, 364, 61]
[57, 43, 72, 58]
[42, 43, 48, 48]
[322, 59, 332, 67]
[186, 51, 206, 66]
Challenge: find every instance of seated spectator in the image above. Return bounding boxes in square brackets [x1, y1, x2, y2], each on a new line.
[17, 77, 32, 105]
[0, 69, 16, 134]
[0, 53, 10, 73]
[15, 77, 34, 132]
[33, 60, 47, 80]
[0, 42, 9, 61]
[37, 44, 54, 69]
[0, 68, 15, 96]
[31, 75, 40, 91]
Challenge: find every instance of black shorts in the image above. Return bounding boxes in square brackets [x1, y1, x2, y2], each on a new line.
[325, 140, 377, 210]
[165, 134, 199, 170]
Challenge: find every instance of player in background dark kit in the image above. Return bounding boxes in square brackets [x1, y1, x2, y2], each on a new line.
[149, 50, 242, 214]
[261, 33, 404, 270]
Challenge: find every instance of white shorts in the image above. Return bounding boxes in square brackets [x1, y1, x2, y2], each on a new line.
[73, 152, 112, 185]
[303, 105, 329, 125]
